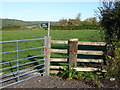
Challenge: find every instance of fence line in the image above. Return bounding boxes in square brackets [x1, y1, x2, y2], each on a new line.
[51, 49, 67, 53]
[1, 38, 106, 88]
[50, 39, 106, 73]
[51, 40, 68, 44]
[51, 40, 106, 46]
[50, 58, 103, 63]
[51, 49, 103, 55]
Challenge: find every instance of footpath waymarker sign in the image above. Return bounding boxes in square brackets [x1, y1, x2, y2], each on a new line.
[41, 22, 50, 37]
[41, 23, 48, 28]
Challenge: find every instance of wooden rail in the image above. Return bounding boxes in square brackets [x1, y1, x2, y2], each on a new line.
[74, 67, 106, 72]
[77, 50, 103, 55]
[51, 40, 68, 44]
[51, 49, 67, 53]
[50, 58, 67, 62]
[77, 59, 103, 63]
[51, 49, 103, 55]
[50, 66, 106, 73]
[51, 40, 106, 46]
[50, 70, 59, 74]
[50, 58, 103, 63]
[50, 39, 106, 73]
[78, 41, 106, 46]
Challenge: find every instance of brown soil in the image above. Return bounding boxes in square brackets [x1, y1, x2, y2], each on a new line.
[6, 76, 120, 88]
[7, 76, 90, 88]
[83, 78, 119, 88]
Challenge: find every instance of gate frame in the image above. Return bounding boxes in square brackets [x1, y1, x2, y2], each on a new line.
[0, 37, 49, 89]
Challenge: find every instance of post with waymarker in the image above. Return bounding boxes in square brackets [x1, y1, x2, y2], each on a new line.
[41, 22, 50, 37]
[48, 22, 50, 37]
[41, 22, 51, 76]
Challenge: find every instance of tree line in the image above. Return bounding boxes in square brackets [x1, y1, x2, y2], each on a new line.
[50, 14, 101, 30]
[50, 22, 100, 30]
[1, 14, 101, 30]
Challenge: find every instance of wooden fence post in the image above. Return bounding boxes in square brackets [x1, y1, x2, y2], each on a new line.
[68, 38, 78, 68]
[44, 36, 51, 76]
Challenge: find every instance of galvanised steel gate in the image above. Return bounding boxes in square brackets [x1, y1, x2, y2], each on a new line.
[0, 37, 50, 88]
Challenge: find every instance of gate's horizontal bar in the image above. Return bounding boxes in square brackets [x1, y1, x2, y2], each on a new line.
[17, 64, 44, 75]
[18, 59, 44, 67]
[0, 64, 44, 77]
[0, 68, 45, 83]
[0, 72, 45, 89]
[0, 38, 45, 44]
[0, 50, 17, 54]
[0, 74, 18, 83]
[0, 46, 44, 54]
[18, 46, 44, 52]
[0, 54, 44, 65]
[18, 68, 44, 78]
[1, 59, 44, 71]
[0, 70, 17, 78]
[17, 54, 44, 63]
[1, 65, 17, 71]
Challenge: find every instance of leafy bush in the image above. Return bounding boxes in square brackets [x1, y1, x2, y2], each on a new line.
[57, 66, 78, 80]
[57, 66, 103, 80]
[97, 0, 120, 85]
[98, 1, 120, 42]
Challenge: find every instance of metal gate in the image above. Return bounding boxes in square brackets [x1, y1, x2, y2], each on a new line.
[0, 37, 48, 88]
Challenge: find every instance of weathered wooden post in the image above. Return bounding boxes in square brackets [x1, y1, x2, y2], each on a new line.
[44, 36, 51, 76]
[68, 38, 78, 68]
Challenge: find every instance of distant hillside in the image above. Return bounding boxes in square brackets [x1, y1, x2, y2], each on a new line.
[1, 18, 58, 26]
[1, 19, 32, 26]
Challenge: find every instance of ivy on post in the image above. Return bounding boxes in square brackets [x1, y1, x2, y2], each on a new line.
[68, 38, 78, 68]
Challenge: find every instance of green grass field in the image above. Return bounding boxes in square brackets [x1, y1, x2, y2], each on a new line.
[2, 30, 104, 42]
[1, 30, 104, 74]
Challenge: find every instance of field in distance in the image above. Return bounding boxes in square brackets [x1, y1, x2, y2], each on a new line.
[1, 30, 104, 42]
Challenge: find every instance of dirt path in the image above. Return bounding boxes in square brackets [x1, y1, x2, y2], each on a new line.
[7, 76, 90, 88]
